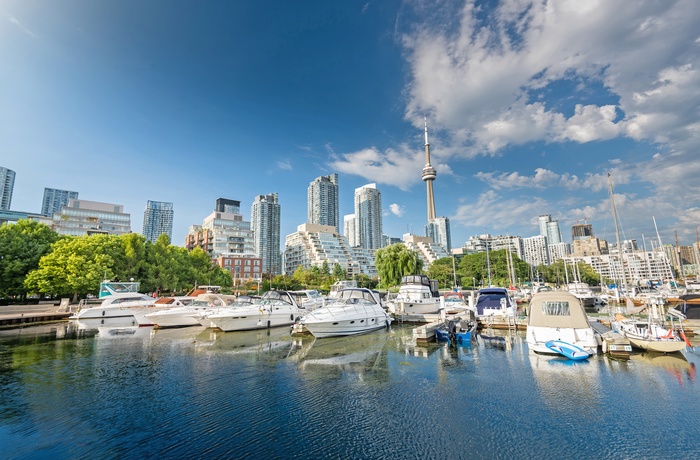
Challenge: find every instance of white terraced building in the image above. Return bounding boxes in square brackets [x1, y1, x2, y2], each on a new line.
[563, 250, 674, 285]
[284, 223, 378, 278]
[402, 234, 449, 266]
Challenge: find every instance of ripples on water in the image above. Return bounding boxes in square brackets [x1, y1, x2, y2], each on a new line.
[1, 322, 699, 459]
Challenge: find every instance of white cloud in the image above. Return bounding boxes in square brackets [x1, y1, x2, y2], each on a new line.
[402, 0, 700, 158]
[475, 167, 631, 193]
[277, 160, 293, 171]
[389, 203, 405, 217]
[6, 15, 36, 37]
[327, 144, 454, 191]
[451, 190, 550, 236]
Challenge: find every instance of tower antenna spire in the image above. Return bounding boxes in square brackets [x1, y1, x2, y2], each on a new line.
[421, 115, 437, 221]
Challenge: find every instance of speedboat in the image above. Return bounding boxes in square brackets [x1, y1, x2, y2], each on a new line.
[145, 293, 237, 328]
[526, 291, 598, 355]
[387, 274, 441, 315]
[300, 288, 392, 338]
[206, 290, 302, 332]
[290, 290, 326, 311]
[70, 292, 157, 321]
[474, 287, 516, 320]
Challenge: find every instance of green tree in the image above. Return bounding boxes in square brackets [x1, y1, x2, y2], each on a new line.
[25, 234, 116, 301]
[332, 263, 345, 280]
[375, 243, 423, 288]
[320, 260, 330, 277]
[0, 220, 60, 299]
[427, 257, 456, 288]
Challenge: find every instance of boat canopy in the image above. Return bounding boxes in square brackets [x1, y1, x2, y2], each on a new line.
[401, 275, 430, 286]
[475, 288, 510, 315]
[527, 291, 590, 329]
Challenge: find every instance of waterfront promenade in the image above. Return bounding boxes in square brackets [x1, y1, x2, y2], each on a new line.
[0, 302, 72, 328]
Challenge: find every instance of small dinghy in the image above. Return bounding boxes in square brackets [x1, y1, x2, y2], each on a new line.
[545, 340, 590, 361]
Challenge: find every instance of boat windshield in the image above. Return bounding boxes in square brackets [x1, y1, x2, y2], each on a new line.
[336, 289, 378, 305]
[541, 301, 570, 316]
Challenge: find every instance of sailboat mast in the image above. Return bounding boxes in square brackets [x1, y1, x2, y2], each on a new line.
[608, 173, 628, 295]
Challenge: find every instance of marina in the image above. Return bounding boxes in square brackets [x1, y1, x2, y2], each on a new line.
[1, 317, 699, 459]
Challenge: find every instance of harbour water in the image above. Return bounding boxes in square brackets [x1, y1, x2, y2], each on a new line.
[1, 322, 699, 459]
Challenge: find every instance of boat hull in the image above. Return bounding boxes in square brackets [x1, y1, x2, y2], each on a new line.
[303, 320, 390, 338]
[209, 311, 298, 332]
[626, 336, 687, 353]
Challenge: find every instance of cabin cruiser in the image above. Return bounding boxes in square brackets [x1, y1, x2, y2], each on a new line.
[206, 290, 302, 332]
[526, 291, 598, 355]
[566, 282, 599, 311]
[145, 293, 237, 328]
[290, 290, 326, 310]
[70, 292, 157, 322]
[300, 288, 392, 338]
[387, 275, 441, 315]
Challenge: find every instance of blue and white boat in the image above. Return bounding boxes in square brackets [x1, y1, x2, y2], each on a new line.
[526, 291, 598, 356]
[474, 287, 516, 319]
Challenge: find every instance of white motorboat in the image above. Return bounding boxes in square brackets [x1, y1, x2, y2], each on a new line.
[387, 275, 441, 315]
[526, 291, 598, 355]
[145, 293, 237, 328]
[566, 282, 600, 311]
[301, 288, 392, 338]
[290, 290, 326, 311]
[206, 290, 301, 332]
[70, 292, 157, 321]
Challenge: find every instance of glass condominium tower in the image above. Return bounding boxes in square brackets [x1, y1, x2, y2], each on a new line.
[354, 183, 382, 250]
[307, 173, 339, 232]
[251, 193, 281, 276]
[0, 167, 16, 211]
[41, 188, 79, 216]
[142, 200, 174, 243]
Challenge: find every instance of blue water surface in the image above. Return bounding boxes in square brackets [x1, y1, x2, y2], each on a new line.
[1, 322, 699, 459]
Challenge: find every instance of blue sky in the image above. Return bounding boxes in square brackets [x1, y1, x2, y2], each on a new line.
[2, 0, 699, 250]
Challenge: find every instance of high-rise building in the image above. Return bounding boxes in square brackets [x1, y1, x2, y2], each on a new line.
[425, 216, 452, 252]
[538, 214, 562, 245]
[41, 188, 79, 217]
[0, 167, 16, 211]
[523, 235, 549, 267]
[215, 198, 240, 214]
[354, 183, 382, 250]
[185, 199, 254, 258]
[52, 199, 131, 236]
[251, 193, 281, 276]
[572, 223, 593, 240]
[308, 173, 339, 232]
[142, 200, 174, 243]
[344, 214, 357, 247]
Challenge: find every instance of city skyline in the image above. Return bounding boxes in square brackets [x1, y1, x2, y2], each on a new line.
[2, 1, 700, 248]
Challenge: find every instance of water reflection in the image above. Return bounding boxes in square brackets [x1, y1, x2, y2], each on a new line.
[0, 322, 699, 459]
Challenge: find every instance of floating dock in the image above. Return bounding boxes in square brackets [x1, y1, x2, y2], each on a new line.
[589, 319, 631, 358]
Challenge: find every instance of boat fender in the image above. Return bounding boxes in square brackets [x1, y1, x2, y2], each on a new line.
[680, 331, 692, 348]
[290, 314, 294, 321]
[102, 310, 105, 316]
[267, 320, 271, 329]
[385, 319, 389, 328]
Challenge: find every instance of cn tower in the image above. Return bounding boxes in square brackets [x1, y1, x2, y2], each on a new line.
[421, 115, 437, 221]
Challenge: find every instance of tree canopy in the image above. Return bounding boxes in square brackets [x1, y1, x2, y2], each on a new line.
[23, 231, 232, 300]
[0, 220, 60, 299]
[374, 243, 423, 288]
